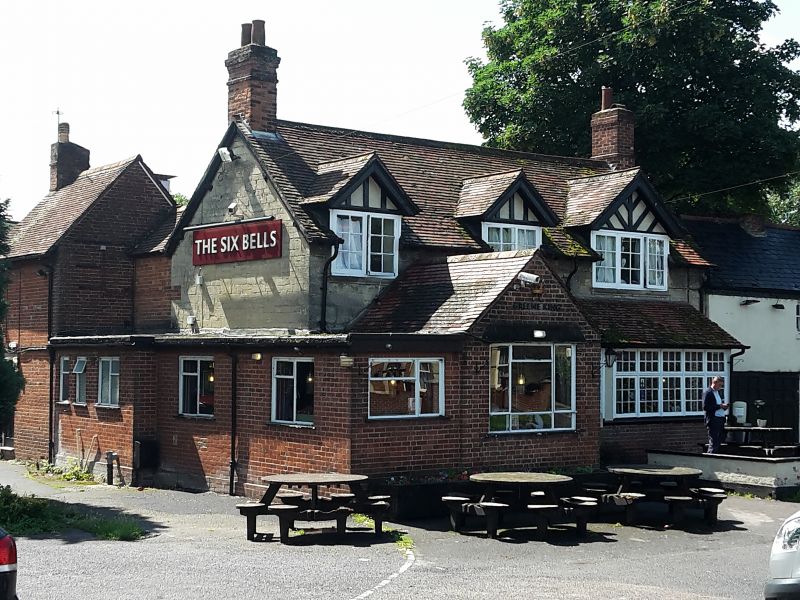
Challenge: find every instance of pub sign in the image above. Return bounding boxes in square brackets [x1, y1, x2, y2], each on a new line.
[192, 220, 282, 265]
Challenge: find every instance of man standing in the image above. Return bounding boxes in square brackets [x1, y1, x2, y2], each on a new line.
[703, 376, 728, 453]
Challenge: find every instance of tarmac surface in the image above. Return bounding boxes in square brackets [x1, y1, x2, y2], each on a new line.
[1, 460, 797, 599]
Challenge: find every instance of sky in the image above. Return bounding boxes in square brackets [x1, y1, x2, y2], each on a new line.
[1, 0, 798, 222]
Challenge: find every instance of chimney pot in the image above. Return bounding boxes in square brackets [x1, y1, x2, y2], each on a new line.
[58, 122, 70, 143]
[601, 87, 613, 111]
[241, 23, 252, 47]
[252, 20, 265, 46]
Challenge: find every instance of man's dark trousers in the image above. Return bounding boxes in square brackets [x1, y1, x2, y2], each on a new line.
[707, 416, 726, 453]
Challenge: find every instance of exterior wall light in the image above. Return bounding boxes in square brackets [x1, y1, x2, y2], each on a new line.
[339, 354, 354, 367]
[533, 329, 546, 339]
[772, 303, 785, 309]
[251, 353, 262, 361]
[605, 349, 618, 368]
[740, 299, 760, 306]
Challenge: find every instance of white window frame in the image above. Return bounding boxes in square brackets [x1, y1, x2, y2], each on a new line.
[368, 358, 445, 419]
[72, 357, 87, 404]
[59, 357, 70, 402]
[796, 304, 800, 334]
[591, 231, 669, 291]
[482, 222, 541, 252]
[179, 356, 215, 417]
[271, 357, 315, 425]
[489, 344, 576, 433]
[612, 349, 728, 418]
[330, 209, 401, 278]
[97, 357, 120, 406]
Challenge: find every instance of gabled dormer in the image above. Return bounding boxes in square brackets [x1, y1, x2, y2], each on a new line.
[456, 170, 559, 252]
[304, 152, 417, 279]
[564, 168, 683, 292]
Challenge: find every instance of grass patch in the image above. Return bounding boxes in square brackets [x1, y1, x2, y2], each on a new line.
[0, 485, 144, 540]
[352, 513, 414, 550]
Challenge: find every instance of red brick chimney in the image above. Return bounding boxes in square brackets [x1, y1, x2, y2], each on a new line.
[225, 20, 280, 133]
[49, 123, 90, 191]
[590, 87, 635, 170]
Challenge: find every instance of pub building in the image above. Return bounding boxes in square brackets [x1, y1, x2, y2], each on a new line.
[4, 21, 744, 494]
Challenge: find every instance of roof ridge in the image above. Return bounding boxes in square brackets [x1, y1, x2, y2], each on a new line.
[79, 156, 138, 178]
[462, 169, 523, 185]
[567, 167, 640, 184]
[276, 119, 612, 169]
[316, 152, 376, 172]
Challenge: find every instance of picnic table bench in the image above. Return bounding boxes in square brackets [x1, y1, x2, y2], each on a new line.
[237, 473, 389, 543]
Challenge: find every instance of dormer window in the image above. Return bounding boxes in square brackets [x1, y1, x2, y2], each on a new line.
[482, 192, 542, 251]
[592, 231, 668, 291]
[331, 177, 401, 278]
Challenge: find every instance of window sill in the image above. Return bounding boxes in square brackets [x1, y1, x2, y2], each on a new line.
[330, 273, 397, 281]
[175, 414, 215, 420]
[73, 402, 87, 407]
[365, 414, 452, 422]
[605, 415, 704, 425]
[486, 429, 577, 437]
[96, 404, 120, 410]
[56, 401, 71, 406]
[265, 421, 315, 430]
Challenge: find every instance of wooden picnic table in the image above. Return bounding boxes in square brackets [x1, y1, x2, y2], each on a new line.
[607, 465, 702, 495]
[724, 426, 793, 449]
[470, 472, 573, 505]
[237, 473, 387, 543]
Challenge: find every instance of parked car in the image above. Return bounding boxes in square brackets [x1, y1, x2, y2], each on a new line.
[766, 509, 800, 599]
[0, 527, 17, 600]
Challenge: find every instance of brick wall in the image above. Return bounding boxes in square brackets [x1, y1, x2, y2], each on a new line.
[52, 161, 173, 336]
[4, 261, 49, 348]
[134, 255, 179, 332]
[12, 350, 50, 459]
[600, 421, 706, 464]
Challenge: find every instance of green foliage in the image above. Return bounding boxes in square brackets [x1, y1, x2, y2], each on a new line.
[172, 193, 189, 206]
[768, 178, 800, 226]
[464, 0, 800, 216]
[0, 199, 25, 434]
[0, 485, 144, 540]
[26, 459, 94, 482]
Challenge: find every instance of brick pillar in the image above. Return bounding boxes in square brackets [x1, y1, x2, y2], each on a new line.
[590, 88, 635, 170]
[225, 21, 280, 133]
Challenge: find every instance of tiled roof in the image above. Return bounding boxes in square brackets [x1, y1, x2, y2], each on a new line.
[242, 121, 613, 249]
[353, 250, 536, 334]
[302, 152, 376, 204]
[563, 168, 640, 227]
[132, 206, 183, 255]
[681, 217, 800, 295]
[670, 238, 714, 268]
[455, 170, 522, 218]
[7, 157, 138, 259]
[576, 298, 743, 348]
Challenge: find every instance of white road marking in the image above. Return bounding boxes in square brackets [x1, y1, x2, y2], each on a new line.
[351, 549, 415, 600]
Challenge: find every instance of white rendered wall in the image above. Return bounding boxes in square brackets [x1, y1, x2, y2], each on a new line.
[707, 295, 800, 373]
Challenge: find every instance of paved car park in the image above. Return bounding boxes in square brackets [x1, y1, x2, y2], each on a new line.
[1, 461, 796, 600]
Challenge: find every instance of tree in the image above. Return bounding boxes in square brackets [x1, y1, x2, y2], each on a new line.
[172, 193, 189, 207]
[464, 0, 800, 216]
[0, 199, 24, 437]
[768, 177, 800, 225]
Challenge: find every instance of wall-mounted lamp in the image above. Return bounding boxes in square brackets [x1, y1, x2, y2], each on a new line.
[605, 349, 618, 368]
[339, 354, 354, 367]
[251, 353, 262, 361]
[186, 316, 196, 325]
[195, 268, 204, 286]
[772, 303, 785, 309]
[517, 374, 525, 386]
[307, 374, 313, 383]
[208, 375, 214, 382]
[385, 343, 392, 350]
[7, 341, 17, 351]
[740, 298, 760, 306]
[218, 147, 237, 163]
[533, 329, 546, 339]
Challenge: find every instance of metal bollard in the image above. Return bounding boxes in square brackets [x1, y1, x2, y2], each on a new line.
[105, 451, 119, 485]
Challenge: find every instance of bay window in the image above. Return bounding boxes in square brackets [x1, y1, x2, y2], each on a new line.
[368, 358, 444, 418]
[592, 231, 668, 290]
[613, 349, 727, 418]
[489, 344, 575, 432]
